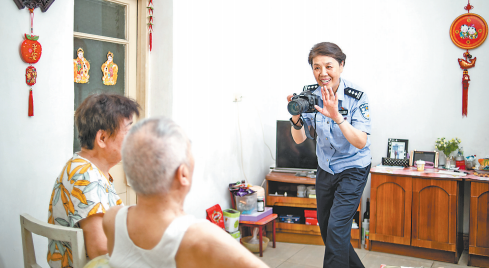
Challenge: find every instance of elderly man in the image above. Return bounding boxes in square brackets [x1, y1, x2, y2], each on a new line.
[47, 93, 139, 268]
[103, 117, 268, 268]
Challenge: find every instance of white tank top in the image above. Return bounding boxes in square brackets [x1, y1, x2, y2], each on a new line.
[109, 206, 203, 268]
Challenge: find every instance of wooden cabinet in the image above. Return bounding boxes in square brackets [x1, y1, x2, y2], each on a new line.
[369, 169, 463, 264]
[468, 181, 489, 267]
[370, 174, 412, 246]
[411, 178, 458, 252]
[266, 172, 361, 248]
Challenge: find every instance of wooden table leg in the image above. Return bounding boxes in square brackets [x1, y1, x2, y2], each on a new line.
[259, 226, 263, 257]
[272, 219, 276, 248]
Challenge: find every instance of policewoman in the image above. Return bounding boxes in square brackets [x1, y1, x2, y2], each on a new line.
[287, 42, 371, 268]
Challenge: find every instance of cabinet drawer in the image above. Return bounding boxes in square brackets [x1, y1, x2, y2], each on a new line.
[267, 196, 317, 208]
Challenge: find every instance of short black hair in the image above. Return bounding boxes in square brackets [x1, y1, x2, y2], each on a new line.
[308, 42, 346, 67]
[75, 93, 140, 150]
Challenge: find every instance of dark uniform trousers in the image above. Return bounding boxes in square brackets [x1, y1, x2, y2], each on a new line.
[316, 164, 371, 268]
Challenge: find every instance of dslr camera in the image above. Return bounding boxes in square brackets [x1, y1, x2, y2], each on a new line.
[287, 90, 321, 115]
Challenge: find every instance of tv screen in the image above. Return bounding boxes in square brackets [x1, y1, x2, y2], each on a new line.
[276, 120, 318, 170]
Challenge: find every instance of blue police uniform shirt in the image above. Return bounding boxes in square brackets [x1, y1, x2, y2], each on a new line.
[302, 78, 371, 175]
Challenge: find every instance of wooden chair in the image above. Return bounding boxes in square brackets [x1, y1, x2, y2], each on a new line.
[20, 213, 87, 268]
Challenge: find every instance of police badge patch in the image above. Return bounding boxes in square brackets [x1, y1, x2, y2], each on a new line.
[359, 103, 370, 120]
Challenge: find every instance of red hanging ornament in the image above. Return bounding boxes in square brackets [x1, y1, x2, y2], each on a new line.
[21, 34, 42, 63]
[21, 8, 42, 63]
[449, 0, 487, 117]
[25, 65, 37, 86]
[28, 89, 34, 117]
[147, 0, 154, 51]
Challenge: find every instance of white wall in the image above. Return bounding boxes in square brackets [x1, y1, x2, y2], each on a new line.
[154, 0, 489, 229]
[2, 0, 489, 266]
[0, 1, 74, 267]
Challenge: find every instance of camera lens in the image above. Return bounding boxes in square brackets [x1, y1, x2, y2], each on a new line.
[288, 98, 309, 115]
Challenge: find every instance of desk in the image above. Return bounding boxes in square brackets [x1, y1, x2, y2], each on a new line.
[240, 214, 277, 257]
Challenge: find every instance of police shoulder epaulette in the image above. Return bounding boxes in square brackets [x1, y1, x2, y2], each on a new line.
[303, 84, 319, 91]
[344, 87, 363, 100]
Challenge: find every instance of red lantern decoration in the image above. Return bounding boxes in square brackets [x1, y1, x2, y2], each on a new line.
[20, 34, 42, 64]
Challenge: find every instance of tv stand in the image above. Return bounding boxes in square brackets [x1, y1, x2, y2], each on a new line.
[265, 172, 361, 247]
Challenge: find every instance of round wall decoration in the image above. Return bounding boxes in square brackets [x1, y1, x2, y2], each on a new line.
[450, 13, 487, 50]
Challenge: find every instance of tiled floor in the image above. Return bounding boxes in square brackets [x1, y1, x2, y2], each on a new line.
[256, 242, 476, 268]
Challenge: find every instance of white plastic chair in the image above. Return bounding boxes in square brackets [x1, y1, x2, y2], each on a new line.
[20, 213, 87, 268]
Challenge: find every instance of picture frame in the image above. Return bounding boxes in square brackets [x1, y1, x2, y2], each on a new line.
[387, 138, 409, 160]
[409, 151, 439, 168]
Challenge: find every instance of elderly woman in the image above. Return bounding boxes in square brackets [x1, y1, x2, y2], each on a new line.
[103, 117, 268, 268]
[47, 93, 139, 268]
[288, 42, 371, 268]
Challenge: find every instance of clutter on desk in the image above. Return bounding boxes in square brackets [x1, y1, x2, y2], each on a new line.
[229, 181, 257, 214]
[415, 160, 425, 171]
[206, 204, 225, 229]
[278, 214, 300, 224]
[473, 157, 489, 177]
[304, 210, 318, 226]
[223, 209, 240, 233]
[465, 155, 477, 169]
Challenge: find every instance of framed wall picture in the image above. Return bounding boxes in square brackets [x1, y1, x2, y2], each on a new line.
[387, 138, 409, 159]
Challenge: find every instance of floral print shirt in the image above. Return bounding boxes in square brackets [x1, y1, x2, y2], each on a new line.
[47, 154, 122, 268]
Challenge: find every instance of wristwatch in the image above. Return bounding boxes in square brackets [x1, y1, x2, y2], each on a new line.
[289, 117, 303, 130]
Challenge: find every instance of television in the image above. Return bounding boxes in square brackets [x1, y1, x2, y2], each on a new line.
[275, 120, 318, 172]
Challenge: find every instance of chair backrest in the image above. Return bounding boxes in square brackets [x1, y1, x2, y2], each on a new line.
[20, 213, 87, 268]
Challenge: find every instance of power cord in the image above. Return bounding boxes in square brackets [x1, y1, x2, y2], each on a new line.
[235, 102, 249, 185]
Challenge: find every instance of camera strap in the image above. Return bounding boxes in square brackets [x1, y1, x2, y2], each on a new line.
[302, 114, 317, 140]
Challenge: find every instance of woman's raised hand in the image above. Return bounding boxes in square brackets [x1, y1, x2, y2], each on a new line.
[314, 86, 341, 122]
[287, 94, 294, 103]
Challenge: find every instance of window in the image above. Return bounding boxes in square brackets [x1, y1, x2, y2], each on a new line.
[73, 0, 148, 205]
[73, 0, 138, 152]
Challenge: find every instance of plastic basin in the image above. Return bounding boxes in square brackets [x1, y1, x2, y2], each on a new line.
[241, 236, 269, 253]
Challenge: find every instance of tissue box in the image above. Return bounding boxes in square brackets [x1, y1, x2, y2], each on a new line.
[239, 207, 273, 222]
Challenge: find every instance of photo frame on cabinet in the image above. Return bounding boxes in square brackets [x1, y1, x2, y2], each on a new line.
[409, 151, 439, 168]
[387, 138, 409, 160]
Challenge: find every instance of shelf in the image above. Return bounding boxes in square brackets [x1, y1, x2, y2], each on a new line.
[275, 222, 361, 240]
[266, 172, 316, 185]
[267, 196, 317, 208]
[275, 222, 321, 236]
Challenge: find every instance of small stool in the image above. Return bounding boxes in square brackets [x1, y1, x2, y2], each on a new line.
[239, 213, 277, 257]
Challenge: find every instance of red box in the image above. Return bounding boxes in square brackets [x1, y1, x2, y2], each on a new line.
[305, 218, 318, 225]
[304, 210, 317, 219]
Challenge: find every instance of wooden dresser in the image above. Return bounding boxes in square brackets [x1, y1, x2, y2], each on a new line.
[369, 167, 489, 264]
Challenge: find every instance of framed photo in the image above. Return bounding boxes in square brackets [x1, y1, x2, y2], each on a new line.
[409, 151, 439, 168]
[387, 138, 409, 160]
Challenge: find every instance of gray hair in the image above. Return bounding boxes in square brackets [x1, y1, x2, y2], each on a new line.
[122, 117, 190, 195]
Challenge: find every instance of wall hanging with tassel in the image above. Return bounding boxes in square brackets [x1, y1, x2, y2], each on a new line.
[449, 0, 487, 117]
[147, 0, 154, 51]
